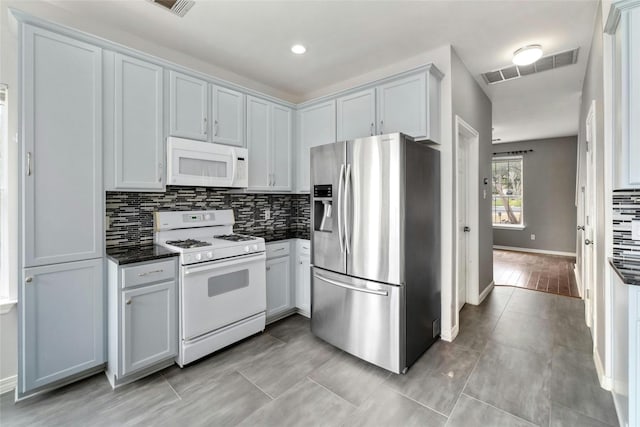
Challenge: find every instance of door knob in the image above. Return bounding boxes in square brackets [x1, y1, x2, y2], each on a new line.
[585, 239, 593, 245]
[463, 226, 470, 232]
[126, 299, 132, 305]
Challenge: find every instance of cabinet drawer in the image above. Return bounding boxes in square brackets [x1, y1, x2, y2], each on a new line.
[122, 259, 176, 289]
[298, 240, 310, 256]
[266, 242, 290, 259]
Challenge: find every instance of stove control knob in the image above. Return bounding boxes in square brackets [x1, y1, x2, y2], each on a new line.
[244, 246, 250, 253]
[204, 214, 211, 221]
[207, 251, 213, 259]
[195, 253, 202, 261]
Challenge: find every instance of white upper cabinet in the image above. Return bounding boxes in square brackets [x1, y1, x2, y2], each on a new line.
[377, 69, 441, 141]
[22, 25, 103, 267]
[211, 85, 245, 147]
[104, 52, 164, 191]
[296, 101, 336, 192]
[337, 88, 376, 141]
[246, 96, 292, 191]
[169, 71, 208, 141]
[608, 1, 640, 189]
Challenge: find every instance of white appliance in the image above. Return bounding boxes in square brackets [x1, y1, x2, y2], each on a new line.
[154, 209, 266, 367]
[167, 137, 248, 188]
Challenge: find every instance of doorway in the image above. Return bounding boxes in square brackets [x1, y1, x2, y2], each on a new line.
[583, 101, 597, 331]
[455, 116, 479, 312]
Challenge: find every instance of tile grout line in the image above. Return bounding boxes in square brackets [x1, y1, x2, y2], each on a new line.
[387, 386, 449, 419]
[161, 374, 183, 401]
[236, 370, 276, 400]
[461, 393, 538, 426]
[305, 376, 358, 409]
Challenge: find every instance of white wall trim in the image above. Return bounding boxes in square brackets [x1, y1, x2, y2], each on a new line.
[573, 265, 584, 298]
[441, 323, 459, 342]
[478, 281, 495, 304]
[0, 375, 16, 395]
[594, 347, 613, 390]
[493, 245, 576, 258]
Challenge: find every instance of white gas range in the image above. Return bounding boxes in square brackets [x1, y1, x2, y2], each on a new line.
[154, 209, 266, 367]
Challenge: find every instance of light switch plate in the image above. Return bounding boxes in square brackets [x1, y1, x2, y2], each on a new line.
[632, 220, 640, 240]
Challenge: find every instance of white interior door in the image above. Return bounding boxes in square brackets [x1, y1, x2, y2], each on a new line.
[584, 102, 596, 329]
[457, 135, 468, 311]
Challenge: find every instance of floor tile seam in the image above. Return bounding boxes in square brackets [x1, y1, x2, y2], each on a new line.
[305, 376, 358, 409]
[264, 332, 288, 346]
[484, 338, 554, 364]
[235, 370, 276, 401]
[449, 336, 487, 423]
[160, 374, 183, 402]
[459, 392, 539, 427]
[386, 387, 450, 419]
[552, 401, 618, 427]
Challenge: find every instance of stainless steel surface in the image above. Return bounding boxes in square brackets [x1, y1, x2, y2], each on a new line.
[347, 134, 404, 286]
[310, 141, 347, 275]
[314, 272, 388, 296]
[344, 163, 352, 255]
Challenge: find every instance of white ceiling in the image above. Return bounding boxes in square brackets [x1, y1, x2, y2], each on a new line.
[39, 0, 599, 143]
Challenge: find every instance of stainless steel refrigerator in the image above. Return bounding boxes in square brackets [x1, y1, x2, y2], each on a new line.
[310, 133, 440, 374]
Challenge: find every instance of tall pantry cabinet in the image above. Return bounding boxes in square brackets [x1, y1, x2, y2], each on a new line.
[18, 25, 105, 398]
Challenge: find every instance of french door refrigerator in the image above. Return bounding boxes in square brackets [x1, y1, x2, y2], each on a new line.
[310, 133, 440, 374]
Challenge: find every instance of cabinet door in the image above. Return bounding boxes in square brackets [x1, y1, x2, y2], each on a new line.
[297, 101, 336, 192]
[377, 72, 427, 139]
[337, 88, 376, 141]
[113, 54, 164, 190]
[20, 259, 105, 396]
[266, 256, 292, 319]
[246, 96, 271, 190]
[212, 85, 245, 147]
[22, 25, 103, 267]
[169, 71, 208, 141]
[626, 8, 640, 187]
[271, 104, 292, 191]
[122, 281, 177, 376]
[296, 255, 311, 316]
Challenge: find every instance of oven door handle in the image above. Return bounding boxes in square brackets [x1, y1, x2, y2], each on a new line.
[184, 253, 265, 275]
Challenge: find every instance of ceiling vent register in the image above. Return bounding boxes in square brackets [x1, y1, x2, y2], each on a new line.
[482, 48, 579, 85]
[147, 0, 195, 17]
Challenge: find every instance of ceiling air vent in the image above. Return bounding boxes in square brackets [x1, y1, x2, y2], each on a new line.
[148, 0, 195, 17]
[482, 48, 579, 85]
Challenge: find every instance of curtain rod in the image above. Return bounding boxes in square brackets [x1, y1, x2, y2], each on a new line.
[492, 149, 534, 156]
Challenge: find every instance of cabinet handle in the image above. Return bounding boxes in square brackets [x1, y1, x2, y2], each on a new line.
[25, 276, 33, 284]
[126, 299, 132, 305]
[299, 261, 303, 265]
[26, 152, 32, 176]
[138, 269, 164, 277]
[266, 266, 271, 271]
[158, 163, 163, 183]
[274, 248, 285, 252]
[302, 246, 309, 250]
[379, 120, 384, 135]
[214, 120, 218, 136]
[272, 173, 276, 187]
[370, 122, 374, 136]
[203, 117, 207, 135]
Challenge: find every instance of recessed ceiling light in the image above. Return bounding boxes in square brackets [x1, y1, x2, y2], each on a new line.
[291, 44, 306, 55]
[512, 44, 543, 66]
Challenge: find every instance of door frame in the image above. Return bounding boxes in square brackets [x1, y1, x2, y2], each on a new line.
[584, 100, 597, 335]
[454, 116, 480, 315]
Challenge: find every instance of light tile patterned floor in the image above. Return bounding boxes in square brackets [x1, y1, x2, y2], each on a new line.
[494, 249, 580, 297]
[1, 287, 615, 426]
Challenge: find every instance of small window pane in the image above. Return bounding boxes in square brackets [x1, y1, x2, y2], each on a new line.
[492, 157, 524, 226]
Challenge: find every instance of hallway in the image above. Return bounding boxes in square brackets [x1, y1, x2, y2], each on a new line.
[494, 249, 580, 297]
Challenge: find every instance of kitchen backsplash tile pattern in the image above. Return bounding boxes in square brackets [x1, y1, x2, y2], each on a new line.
[613, 190, 640, 261]
[106, 187, 310, 248]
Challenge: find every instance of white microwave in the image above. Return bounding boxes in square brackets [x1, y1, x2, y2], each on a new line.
[167, 137, 248, 188]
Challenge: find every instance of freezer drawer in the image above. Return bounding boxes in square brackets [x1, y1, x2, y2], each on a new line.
[310, 267, 404, 373]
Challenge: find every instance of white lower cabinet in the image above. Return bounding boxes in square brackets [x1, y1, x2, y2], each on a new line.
[295, 241, 311, 317]
[107, 257, 178, 388]
[266, 256, 292, 320]
[20, 259, 105, 396]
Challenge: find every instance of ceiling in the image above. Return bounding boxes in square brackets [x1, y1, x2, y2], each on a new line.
[38, 0, 599, 143]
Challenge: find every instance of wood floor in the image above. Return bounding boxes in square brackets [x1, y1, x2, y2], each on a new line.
[493, 249, 580, 297]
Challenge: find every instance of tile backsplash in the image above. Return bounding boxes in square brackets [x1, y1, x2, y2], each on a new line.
[106, 186, 310, 248]
[613, 190, 640, 261]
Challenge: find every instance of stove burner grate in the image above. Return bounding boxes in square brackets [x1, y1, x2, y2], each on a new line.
[165, 239, 211, 249]
[214, 234, 255, 242]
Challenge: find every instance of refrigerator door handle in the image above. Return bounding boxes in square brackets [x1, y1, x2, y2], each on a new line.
[314, 273, 388, 296]
[344, 163, 352, 254]
[338, 163, 345, 253]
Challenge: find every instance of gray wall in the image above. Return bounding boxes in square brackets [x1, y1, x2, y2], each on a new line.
[493, 136, 578, 253]
[451, 49, 494, 294]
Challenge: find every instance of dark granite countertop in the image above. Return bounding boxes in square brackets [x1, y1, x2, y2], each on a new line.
[107, 244, 179, 265]
[249, 228, 310, 242]
[609, 258, 640, 286]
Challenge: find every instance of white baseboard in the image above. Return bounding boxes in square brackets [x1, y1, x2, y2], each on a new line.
[493, 245, 576, 258]
[478, 281, 495, 304]
[594, 348, 613, 390]
[441, 323, 458, 342]
[573, 265, 584, 298]
[0, 375, 16, 395]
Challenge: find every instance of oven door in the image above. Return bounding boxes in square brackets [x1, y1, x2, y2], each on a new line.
[181, 253, 266, 340]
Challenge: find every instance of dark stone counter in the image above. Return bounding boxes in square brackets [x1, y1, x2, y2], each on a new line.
[106, 244, 179, 265]
[610, 258, 640, 286]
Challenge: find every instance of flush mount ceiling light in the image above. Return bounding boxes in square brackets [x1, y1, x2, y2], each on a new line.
[512, 44, 543, 66]
[291, 44, 306, 55]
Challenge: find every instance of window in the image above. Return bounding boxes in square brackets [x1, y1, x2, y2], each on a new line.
[492, 156, 524, 227]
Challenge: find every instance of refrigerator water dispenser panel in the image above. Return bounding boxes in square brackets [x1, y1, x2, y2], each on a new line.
[313, 185, 333, 232]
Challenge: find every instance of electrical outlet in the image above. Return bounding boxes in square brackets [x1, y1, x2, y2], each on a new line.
[632, 220, 640, 240]
[264, 208, 271, 220]
[531, 234, 536, 241]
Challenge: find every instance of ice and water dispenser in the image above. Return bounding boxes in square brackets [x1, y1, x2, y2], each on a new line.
[313, 184, 333, 232]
